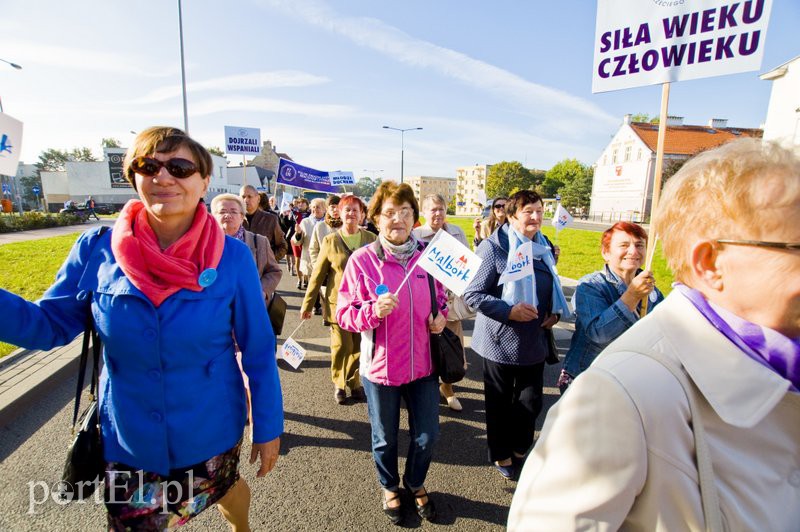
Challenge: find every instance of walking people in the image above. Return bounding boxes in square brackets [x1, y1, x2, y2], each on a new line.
[309, 195, 342, 318]
[413, 193, 472, 412]
[337, 181, 447, 525]
[0, 127, 283, 530]
[240, 184, 288, 262]
[86, 195, 100, 220]
[290, 197, 310, 281]
[463, 190, 570, 480]
[557, 222, 664, 391]
[279, 199, 298, 275]
[292, 198, 325, 294]
[301, 195, 376, 404]
[509, 139, 800, 530]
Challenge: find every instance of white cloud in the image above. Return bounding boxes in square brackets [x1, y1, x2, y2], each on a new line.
[258, 0, 618, 128]
[131, 71, 331, 104]
[189, 95, 353, 118]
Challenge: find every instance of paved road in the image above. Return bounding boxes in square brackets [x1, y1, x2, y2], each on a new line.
[0, 220, 114, 245]
[0, 258, 574, 531]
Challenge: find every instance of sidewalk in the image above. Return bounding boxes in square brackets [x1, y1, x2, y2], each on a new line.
[0, 219, 113, 246]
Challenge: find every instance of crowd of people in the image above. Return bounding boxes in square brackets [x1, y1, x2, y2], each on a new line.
[1, 128, 797, 530]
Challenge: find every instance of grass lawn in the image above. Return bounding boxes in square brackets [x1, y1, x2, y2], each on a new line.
[444, 215, 674, 293]
[0, 219, 675, 358]
[0, 232, 81, 357]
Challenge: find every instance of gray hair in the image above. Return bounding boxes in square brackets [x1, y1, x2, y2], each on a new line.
[211, 193, 246, 215]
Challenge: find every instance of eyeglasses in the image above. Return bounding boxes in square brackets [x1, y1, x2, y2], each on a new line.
[493, 204, 506, 210]
[130, 156, 198, 179]
[215, 210, 242, 217]
[380, 208, 413, 220]
[715, 239, 800, 251]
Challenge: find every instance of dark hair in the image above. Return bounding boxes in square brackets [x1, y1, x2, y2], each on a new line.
[601, 222, 648, 252]
[123, 126, 212, 189]
[259, 192, 270, 210]
[505, 190, 543, 218]
[367, 181, 419, 225]
[339, 194, 365, 212]
[487, 196, 508, 234]
[326, 195, 341, 207]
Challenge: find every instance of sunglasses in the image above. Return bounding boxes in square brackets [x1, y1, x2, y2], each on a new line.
[493, 203, 506, 209]
[130, 156, 198, 179]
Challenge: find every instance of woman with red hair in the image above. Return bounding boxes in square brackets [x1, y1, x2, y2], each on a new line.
[558, 222, 664, 390]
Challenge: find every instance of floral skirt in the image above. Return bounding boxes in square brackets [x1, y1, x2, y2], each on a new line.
[104, 438, 242, 530]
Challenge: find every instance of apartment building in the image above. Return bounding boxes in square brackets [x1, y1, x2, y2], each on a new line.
[405, 175, 456, 208]
[455, 164, 491, 216]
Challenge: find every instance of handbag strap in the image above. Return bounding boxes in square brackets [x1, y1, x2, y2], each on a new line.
[426, 274, 439, 319]
[336, 230, 354, 258]
[71, 227, 108, 432]
[637, 349, 724, 532]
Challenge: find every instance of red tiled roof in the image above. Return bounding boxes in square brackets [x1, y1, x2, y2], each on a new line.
[276, 153, 293, 161]
[630, 122, 762, 156]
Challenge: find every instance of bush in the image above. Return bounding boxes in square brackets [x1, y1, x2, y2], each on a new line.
[0, 212, 86, 233]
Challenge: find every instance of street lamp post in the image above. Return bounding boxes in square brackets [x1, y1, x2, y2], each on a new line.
[177, 0, 189, 133]
[0, 58, 22, 114]
[382, 126, 422, 184]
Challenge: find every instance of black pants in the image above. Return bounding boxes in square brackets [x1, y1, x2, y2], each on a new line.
[482, 358, 544, 463]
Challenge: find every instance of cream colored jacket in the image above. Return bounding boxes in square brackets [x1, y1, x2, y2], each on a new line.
[509, 291, 800, 531]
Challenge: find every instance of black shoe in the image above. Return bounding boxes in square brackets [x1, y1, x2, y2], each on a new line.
[382, 490, 403, 525]
[296, 280, 302, 289]
[334, 388, 347, 405]
[494, 461, 515, 480]
[313, 306, 322, 315]
[408, 486, 436, 522]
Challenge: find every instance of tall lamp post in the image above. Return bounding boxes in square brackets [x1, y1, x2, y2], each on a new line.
[382, 126, 422, 184]
[0, 58, 22, 114]
[177, 0, 189, 133]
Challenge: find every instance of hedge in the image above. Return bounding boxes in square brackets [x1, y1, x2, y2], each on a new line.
[0, 212, 87, 233]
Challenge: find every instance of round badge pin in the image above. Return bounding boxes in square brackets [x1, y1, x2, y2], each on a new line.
[198, 268, 218, 288]
[375, 284, 389, 296]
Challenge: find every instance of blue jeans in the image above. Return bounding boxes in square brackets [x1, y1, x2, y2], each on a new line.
[362, 374, 440, 492]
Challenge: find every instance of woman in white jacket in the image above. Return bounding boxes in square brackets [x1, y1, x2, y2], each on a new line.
[509, 138, 800, 531]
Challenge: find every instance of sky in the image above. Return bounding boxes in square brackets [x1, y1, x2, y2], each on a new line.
[1, 0, 798, 181]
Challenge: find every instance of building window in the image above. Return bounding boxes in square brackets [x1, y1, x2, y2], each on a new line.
[624, 146, 631, 162]
[637, 148, 642, 160]
[603, 155, 607, 166]
[612, 149, 618, 164]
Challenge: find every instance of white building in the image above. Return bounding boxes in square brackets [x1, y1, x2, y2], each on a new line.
[455, 164, 491, 216]
[590, 115, 761, 221]
[760, 55, 800, 146]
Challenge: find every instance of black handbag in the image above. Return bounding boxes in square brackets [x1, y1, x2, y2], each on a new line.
[427, 275, 466, 384]
[58, 308, 105, 501]
[268, 293, 287, 336]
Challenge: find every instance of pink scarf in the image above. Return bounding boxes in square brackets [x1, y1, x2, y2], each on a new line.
[111, 200, 225, 307]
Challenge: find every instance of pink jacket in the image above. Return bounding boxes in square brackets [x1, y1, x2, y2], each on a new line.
[336, 240, 448, 386]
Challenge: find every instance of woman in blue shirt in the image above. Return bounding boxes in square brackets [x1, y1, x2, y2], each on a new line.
[0, 127, 283, 530]
[559, 222, 664, 390]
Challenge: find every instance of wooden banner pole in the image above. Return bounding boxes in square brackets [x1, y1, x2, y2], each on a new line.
[641, 81, 670, 317]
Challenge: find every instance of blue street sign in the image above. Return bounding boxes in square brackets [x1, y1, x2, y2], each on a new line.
[32, 186, 40, 195]
[1, 183, 10, 194]
[555, 194, 561, 201]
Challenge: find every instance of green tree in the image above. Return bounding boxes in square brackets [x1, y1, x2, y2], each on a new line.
[447, 195, 456, 215]
[20, 174, 43, 204]
[354, 177, 381, 199]
[208, 146, 225, 157]
[101, 137, 121, 148]
[69, 147, 97, 162]
[559, 166, 594, 212]
[37, 148, 70, 171]
[485, 161, 536, 199]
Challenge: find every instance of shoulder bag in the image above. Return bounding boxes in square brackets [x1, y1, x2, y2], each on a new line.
[427, 275, 466, 384]
[254, 234, 286, 336]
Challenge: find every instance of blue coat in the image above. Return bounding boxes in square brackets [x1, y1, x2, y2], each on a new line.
[0, 226, 283, 474]
[562, 265, 664, 377]
[463, 225, 554, 366]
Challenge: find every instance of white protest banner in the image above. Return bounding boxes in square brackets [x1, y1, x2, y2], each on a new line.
[328, 171, 355, 186]
[592, 0, 773, 93]
[281, 337, 306, 369]
[224, 126, 261, 155]
[279, 193, 294, 213]
[0, 113, 24, 176]
[476, 190, 487, 206]
[498, 240, 533, 285]
[414, 229, 483, 297]
[552, 203, 574, 231]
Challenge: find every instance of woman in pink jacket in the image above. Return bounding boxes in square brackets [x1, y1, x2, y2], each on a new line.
[337, 182, 447, 526]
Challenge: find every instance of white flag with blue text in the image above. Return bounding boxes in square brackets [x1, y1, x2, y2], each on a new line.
[498, 241, 534, 285]
[552, 204, 574, 231]
[416, 229, 483, 297]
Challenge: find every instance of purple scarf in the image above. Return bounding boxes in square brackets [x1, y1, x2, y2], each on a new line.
[675, 284, 800, 391]
[232, 225, 246, 242]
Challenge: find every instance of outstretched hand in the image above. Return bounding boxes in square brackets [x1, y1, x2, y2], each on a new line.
[250, 437, 280, 478]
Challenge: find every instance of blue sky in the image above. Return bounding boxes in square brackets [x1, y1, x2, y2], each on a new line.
[1, 0, 797, 180]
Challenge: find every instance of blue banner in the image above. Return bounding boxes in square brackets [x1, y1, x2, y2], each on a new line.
[277, 158, 341, 193]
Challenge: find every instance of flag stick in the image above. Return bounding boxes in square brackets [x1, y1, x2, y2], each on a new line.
[285, 318, 308, 341]
[641, 82, 670, 318]
[393, 263, 419, 296]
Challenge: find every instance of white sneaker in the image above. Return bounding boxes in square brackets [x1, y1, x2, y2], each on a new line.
[445, 395, 463, 412]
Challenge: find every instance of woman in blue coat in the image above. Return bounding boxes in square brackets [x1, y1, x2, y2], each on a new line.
[0, 127, 283, 530]
[464, 190, 571, 481]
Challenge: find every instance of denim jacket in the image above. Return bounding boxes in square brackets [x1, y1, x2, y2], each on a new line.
[563, 265, 664, 377]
